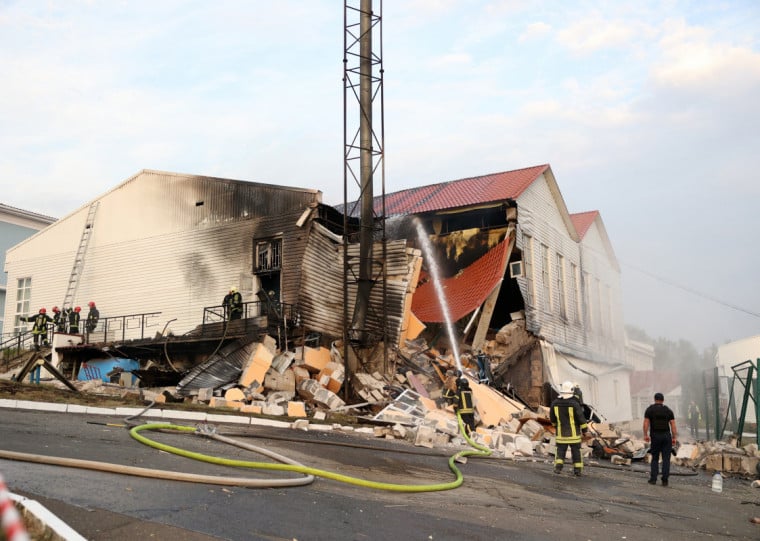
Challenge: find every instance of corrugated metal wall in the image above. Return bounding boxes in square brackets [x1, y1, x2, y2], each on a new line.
[299, 222, 418, 344]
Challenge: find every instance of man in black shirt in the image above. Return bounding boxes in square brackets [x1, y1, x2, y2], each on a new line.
[643, 392, 678, 486]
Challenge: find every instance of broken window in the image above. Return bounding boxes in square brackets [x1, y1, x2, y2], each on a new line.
[522, 234, 535, 305]
[556, 253, 566, 319]
[253, 238, 282, 274]
[14, 277, 31, 334]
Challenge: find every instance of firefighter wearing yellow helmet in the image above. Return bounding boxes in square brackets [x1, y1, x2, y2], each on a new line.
[223, 286, 243, 320]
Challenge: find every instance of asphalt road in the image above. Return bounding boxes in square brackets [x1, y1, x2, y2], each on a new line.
[1, 408, 759, 541]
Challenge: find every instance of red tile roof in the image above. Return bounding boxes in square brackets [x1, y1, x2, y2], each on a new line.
[411, 238, 511, 323]
[361, 164, 550, 217]
[570, 211, 598, 239]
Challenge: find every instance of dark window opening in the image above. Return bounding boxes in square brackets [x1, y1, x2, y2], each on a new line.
[253, 238, 282, 274]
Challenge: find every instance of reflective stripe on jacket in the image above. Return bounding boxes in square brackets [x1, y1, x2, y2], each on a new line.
[550, 396, 588, 444]
[456, 390, 474, 414]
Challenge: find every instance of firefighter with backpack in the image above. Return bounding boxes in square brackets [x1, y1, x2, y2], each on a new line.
[20, 308, 53, 350]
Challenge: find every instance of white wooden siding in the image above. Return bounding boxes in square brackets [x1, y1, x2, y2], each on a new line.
[3, 171, 320, 339]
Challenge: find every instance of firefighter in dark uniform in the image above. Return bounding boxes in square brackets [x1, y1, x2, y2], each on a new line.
[455, 378, 476, 435]
[550, 380, 589, 476]
[643, 392, 678, 486]
[20, 308, 53, 350]
[223, 287, 243, 320]
[86, 301, 99, 338]
[51, 306, 66, 333]
[69, 306, 82, 334]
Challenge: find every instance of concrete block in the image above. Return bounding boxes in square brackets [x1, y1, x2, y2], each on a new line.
[519, 419, 543, 440]
[262, 404, 285, 416]
[514, 435, 533, 456]
[271, 351, 296, 374]
[297, 379, 321, 400]
[312, 410, 326, 420]
[0, 399, 17, 409]
[264, 368, 296, 393]
[705, 453, 723, 472]
[391, 424, 408, 439]
[475, 427, 494, 447]
[313, 387, 345, 410]
[267, 390, 296, 405]
[240, 404, 263, 414]
[293, 366, 311, 385]
[414, 425, 437, 448]
[197, 387, 214, 402]
[287, 401, 307, 418]
[611, 455, 631, 465]
[239, 343, 274, 388]
[224, 388, 246, 402]
[298, 345, 331, 373]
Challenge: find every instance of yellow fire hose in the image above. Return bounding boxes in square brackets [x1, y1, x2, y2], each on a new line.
[129, 413, 492, 492]
[0, 413, 491, 492]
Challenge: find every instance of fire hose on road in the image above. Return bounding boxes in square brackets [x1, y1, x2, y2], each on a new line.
[0, 413, 492, 493]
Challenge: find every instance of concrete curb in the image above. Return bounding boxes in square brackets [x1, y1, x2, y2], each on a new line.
[0, 398, 297, 428]
[9, 493, 87, 541]
[0, 398, 321, 539]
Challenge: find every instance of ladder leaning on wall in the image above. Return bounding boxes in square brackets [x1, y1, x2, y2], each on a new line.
[62, 201, 100, 310]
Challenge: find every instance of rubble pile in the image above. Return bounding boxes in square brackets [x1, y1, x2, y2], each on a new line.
[10, 332, 760, 480]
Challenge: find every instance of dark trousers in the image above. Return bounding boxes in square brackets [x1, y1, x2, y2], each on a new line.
[649, 432, 672, 481]
[459, 412, 475, 434]
[555, 442, 582, 469]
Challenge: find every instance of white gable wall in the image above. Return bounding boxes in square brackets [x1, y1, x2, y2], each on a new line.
[3, 171, 320, 339]
[515, 174, 585, 350]
[579, 219, 626, 364]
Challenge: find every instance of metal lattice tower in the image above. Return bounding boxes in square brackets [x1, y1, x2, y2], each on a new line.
[343, 0, 388, 391]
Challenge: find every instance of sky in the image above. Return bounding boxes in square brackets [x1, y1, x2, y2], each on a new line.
[1, 1, 759, 352]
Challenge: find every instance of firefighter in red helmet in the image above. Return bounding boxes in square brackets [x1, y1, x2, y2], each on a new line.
[69, 306, 82, 334]
[20, 307, 53, 350]
[86, 301, 99, 341]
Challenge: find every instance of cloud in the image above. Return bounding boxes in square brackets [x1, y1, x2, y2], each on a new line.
[519, 21, 552, 43]
[556, 17, 639, 55]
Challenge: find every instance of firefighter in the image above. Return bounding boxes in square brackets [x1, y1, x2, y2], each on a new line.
[51, 306, 66, 333]
[86, 301, 99, 339]
[687, 400, 702, 438]
[455, 378, 476, 435]
[223, 286, 243, 320]
[69, 306, 82, 334]
[550, 380, 589, 476]
[20, 308, 53, 350]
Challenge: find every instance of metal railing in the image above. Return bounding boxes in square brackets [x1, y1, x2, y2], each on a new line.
[200, 300, 299, 337]
[85, 312, 163, 343]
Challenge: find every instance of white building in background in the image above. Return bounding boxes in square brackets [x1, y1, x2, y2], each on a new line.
[0, 203, 56, 337]
[716, 335, 760, 423]
[2, 170, 321, 340]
